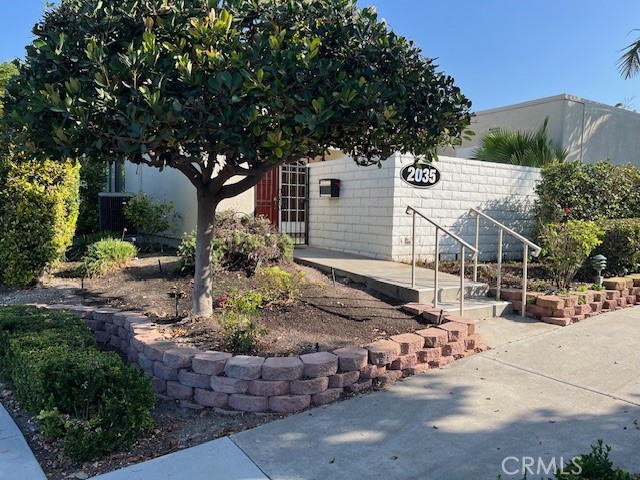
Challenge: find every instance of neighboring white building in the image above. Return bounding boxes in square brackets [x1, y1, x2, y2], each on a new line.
[443, 94, 640, 165]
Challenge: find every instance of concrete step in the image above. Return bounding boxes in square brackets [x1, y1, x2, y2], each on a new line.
[435, 299, 513, 320]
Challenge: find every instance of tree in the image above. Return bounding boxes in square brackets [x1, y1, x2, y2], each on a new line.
[474, 118, 567, 167]
[4, 0, 472, 317]
[0, 62, 18, 116]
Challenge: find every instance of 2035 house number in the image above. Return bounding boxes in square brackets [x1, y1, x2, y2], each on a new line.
[400, 163, 441, 188]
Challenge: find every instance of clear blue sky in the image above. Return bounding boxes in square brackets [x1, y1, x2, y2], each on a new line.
[2, 1, 640, 111]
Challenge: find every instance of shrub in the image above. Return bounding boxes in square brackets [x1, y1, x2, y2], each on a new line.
[222, 290, 264, 315]
[0, 306, 155, 461]
[534, 161, 640, 226]
[219, 310, 267, 354]
[0, 156, 80, 286]
[82, 238, 137, 278]
[123, 191, 181, 250]
[539, 220, 604, 289]
[593, 218, 640, 276]
[178, 211, 293, 272]
[254, 266, 305, 302]
[66, 231, 118, 261]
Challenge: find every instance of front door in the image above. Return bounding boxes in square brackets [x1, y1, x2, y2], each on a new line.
[255, 162, 308, 245]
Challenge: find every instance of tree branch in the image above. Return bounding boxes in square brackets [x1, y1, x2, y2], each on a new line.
[218, 161, 281, 200]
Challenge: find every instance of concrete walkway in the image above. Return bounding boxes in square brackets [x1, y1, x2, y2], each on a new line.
[232, 308, 640, 479]
[0, 400, 46, 480]
[2, 308, 639, 479]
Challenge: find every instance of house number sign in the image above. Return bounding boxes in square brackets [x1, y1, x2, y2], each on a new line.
[400, 163, 441, 189]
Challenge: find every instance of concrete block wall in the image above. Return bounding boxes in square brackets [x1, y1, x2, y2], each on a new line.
[392, 154, 541, 263]
[307, 156, 396, 259]
[307, 153, 541, 263]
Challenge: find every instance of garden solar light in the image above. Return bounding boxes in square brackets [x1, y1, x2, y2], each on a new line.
[592, 254, 607, 285]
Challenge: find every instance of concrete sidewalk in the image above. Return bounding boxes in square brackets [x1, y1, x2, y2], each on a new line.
[232, 308, 640, 479]
[0, 401, 46, 480]
[2, 308, 639, 479]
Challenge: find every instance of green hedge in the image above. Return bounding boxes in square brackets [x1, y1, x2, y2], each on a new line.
[594, 218, 640, 276]
[534, 161, 640, 225]
[0, 157, 80, 286]
[0, 306, 155, 461]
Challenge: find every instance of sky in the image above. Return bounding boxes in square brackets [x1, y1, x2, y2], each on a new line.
[2, 1, 640, 112]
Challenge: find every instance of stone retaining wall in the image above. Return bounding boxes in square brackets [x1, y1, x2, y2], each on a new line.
[39, 304, 487, 414]
[491, 274, 640, 326]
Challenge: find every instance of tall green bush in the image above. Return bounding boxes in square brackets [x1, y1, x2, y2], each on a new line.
[594, 218, 640, 276]
[534, 160, 640, 225]
[0, 156, 80, 286]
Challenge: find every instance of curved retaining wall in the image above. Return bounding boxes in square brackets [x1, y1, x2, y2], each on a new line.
[40, 304, 487, 414]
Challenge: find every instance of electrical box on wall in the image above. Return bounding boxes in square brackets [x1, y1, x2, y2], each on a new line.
[319, 179, 340, 198]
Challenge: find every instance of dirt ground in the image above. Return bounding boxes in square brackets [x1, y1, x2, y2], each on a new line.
[0, 255, 426, 479]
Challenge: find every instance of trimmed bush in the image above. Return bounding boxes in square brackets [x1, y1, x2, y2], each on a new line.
[82, 238, 137, 278]
[594, 218, 640, 276]
[0, 157, 80, 286]
[534, 160, 640, 225]
[0, 306, 155, 461]
[178, 211, 294, 272]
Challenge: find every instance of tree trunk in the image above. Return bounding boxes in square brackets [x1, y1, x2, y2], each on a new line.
[192, 189, 219, 318]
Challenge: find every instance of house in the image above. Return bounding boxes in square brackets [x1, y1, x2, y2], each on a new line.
[126, 152, 541, 263]
[443, 94, 640, 165]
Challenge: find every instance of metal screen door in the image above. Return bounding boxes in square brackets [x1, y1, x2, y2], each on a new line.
[279, 161, 308, 245]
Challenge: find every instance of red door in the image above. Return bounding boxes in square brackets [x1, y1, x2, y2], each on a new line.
[255, 168, 280, 229]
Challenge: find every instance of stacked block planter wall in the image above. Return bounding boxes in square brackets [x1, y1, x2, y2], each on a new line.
[490, 274, 640, 326]
[35, 304, 488, 414]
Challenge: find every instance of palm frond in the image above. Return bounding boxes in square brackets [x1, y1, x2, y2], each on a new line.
[617, 30, 640, 79]
[474, 117, 567, 167]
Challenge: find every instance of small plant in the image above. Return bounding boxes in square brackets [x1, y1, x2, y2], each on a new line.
[222, 290, 264, 315]
[496, 440, 634, 479]
[555, 439, 634, 479]
[123, 191, 181, 251]
[574, 284, 589, 293]
[577, 296, 586, 305]
[539, 220, 604, 290]
[219, 310, 267, 354]
[66, 231, 118, 261]
[82, 238, 137, 278]
[591, 283, 606, 291]
[254, 266, 306, 302]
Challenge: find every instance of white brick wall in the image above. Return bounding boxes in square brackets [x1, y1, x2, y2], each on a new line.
[307, 154, 541, 263]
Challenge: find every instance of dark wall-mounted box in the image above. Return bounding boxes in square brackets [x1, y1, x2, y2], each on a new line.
[319, 179, 340, 198]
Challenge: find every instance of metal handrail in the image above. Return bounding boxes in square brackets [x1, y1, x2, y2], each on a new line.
[406, 206, 478, 315]
[469, 208, 541, 318]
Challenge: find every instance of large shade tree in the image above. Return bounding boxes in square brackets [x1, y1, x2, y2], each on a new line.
[5, 0, 472, 317]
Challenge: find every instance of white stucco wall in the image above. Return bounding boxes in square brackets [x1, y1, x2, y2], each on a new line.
[447, 94, 640, 166]
[307, 154, 541, 263]
[124, 163, 255, 240]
